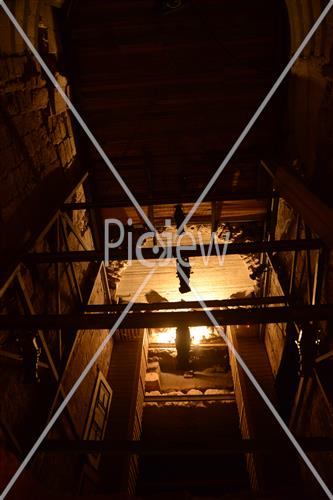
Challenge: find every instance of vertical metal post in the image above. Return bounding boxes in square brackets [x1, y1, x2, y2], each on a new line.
[288, 214, 301, 295]
[56, 214, 62, 360]
[312, 247, 327, 305]
[259, 192, 278, 338]
[304, 225, 313, 305]
[60, 214, 83, 305]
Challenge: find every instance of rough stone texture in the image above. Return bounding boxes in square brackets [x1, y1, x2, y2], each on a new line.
[0, 4, 112, 495]
[61, 269, 113, 438]
[0, 53, 77, 225]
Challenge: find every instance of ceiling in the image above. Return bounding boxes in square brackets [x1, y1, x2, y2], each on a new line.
[66, 0, 288, 213]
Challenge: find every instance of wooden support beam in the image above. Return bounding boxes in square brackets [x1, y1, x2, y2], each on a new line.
[149, 342, 226, 348]
[40, 437, 333, 454]
[85, 295, 290, 313]
[24, 239, 322, 263]
[1, 305, 333, 330]
[304, 225, 314, 305]
[289, 214, 301, 295]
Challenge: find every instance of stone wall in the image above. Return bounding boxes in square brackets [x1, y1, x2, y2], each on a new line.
[263, 193, 333, 492]
[0, 3, 117, 496]
[0, 0, 85, 281]
[0, 53, 76, 224]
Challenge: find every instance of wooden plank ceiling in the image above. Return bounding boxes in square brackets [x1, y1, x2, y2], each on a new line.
[66, 0, 287, 219]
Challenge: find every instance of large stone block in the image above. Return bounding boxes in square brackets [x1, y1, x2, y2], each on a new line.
[145, 371, 161, 392]
[53, 88, 68, 114]
[69, 136, 77, 157]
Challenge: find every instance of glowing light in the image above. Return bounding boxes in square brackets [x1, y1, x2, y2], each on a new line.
[150, 326, 214, 345]
[151, 326, 212, 345]
[190, 326, 210, 344]
[151, 328, 176, 344]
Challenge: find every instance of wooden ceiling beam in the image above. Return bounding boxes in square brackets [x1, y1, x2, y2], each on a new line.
[84, 295, 289, 313]
[63, 193, 272, 210]
[25, 239, 322, 263]
[1, 304, 333, 330]
[40, 437, 333, 454]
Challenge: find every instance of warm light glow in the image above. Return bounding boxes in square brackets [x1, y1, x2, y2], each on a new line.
[151, 326, 211, 344]
[190, 326, 210, 345]
[152, 328, 176, 344]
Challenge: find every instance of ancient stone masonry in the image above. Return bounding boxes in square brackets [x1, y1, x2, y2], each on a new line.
[0, 53, 76, 224]
[0, 8, 107, 487]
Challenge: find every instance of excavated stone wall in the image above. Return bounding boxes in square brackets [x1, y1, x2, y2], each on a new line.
[0, 3, 114, 496]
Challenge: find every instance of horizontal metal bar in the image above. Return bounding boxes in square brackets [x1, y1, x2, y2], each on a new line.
[148, 342, 226, 348]
[85, 295, 290, 312]
[144, 394, 235, 402]
[62, 193, 272, 210]
[24, 239, 322, 263]
[40, 437, 333, 454]
[1, 305, 333, 329]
